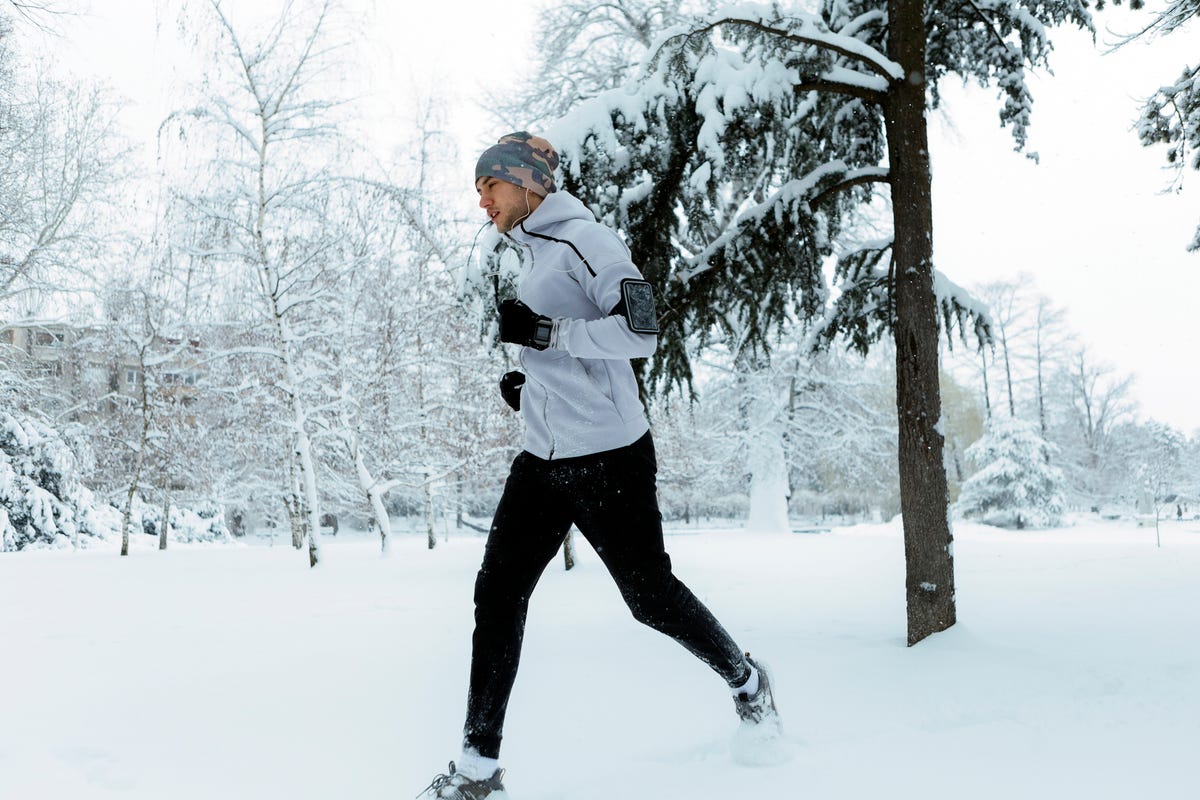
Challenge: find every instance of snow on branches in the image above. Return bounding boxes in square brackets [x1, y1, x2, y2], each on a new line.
[1130, 0, 1200, 250]
[544, 0, 1090, 391]
[925, 0, 1093, 150]
[0, 410, 230, 551]
[0, 410, 93, 550]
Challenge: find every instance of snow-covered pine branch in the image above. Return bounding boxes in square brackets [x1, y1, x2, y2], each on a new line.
[1127, 0, 1199, 249]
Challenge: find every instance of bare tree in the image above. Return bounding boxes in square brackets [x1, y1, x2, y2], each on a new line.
[163, 0, 356, 567]
[974, 277, 1069, 445]
[0, 58, 132, 308]
[1134, 422, 1183, 547]
[1032, 295, 1068, 441]
[1055, 346, 1138, 504]
[321, 93, 510, 553]
[115, 297, 156, 558]
[976, 278, 1036, 418]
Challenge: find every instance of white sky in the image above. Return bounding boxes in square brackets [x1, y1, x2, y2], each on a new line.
[929, 21, 1199, 435]
[17, 0, 1200, 433]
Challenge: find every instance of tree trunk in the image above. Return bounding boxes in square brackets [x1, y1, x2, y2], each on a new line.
[159, 489, 170, 550]
[425, 481, 436, 550]
[1002, 330, 1016, 417]
[265, 314, 320, 568]
[276, 369, 322, 568]
[980, 347, 992, 419]
[739, 359, 791, 534]
[456, 470, 464, 530]
[886, 0, 957, 646]
[350, 431, 392, 553]
[120, 461, 141, 558]
[286, 456, 305, 550]
[293, 422, 321, 568]
[250, 96, 320, 568]
[120, 359, 151, 558]
[747, 427, 790, 534]
[1035, 302, 1050, 447]
[563, 528, 576, 570]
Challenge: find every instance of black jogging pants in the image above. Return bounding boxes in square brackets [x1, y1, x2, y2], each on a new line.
[462, 431, 747, 759]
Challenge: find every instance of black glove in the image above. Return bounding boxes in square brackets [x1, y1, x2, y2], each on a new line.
[498, 299, 553, 350]
[499, 370, 525, 412]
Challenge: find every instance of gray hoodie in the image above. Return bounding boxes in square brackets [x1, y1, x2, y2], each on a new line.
[505, 190, 656, 460]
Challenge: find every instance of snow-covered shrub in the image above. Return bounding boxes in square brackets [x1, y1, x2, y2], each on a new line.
[0, 410, 100, 550]
[954, 415, 1066, 529]
[1, 410, 231, 551]
[138, 499, 229, 544]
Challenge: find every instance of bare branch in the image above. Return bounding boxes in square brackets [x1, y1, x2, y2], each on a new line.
[4, 1, 74, 33]
[809, 168, 891, 208]
[796, 78, 887, 105]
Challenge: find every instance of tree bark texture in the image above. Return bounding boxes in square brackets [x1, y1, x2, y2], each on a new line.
[285, 457, 305, 550]
[425, 482, 436, 550]
[563, 529, 576, 571]
[886, 0, 957, 645]
[350, 430, 391, 553]
[159, 490, 170, 550]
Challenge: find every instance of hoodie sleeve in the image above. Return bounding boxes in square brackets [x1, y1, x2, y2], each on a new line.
[552, 228, 657, 360]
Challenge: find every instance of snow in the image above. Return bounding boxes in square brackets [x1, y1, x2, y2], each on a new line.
[2, 516, 1197, 798]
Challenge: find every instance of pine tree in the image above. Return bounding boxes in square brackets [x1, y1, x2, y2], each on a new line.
[955, 415, 1065, 529]
[548, 0, 1096, 643]
[0, 410, 94, 551]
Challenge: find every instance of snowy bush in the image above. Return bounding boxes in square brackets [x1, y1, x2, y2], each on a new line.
[137, 499, 229, 544]
[954, 416, 1066, 530]
[0, 410, 99, 550]
[1, 410, 230, 551]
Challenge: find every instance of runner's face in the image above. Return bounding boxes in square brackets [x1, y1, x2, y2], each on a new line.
[477, 176, 539, 233]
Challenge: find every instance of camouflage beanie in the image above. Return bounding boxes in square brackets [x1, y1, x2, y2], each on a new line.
[475, 131, 558, 197]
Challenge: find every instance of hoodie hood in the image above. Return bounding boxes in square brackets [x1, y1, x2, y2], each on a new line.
[509, 190, 595, 241]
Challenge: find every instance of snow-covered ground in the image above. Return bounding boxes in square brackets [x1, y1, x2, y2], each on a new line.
[2, 515, 1197, 799]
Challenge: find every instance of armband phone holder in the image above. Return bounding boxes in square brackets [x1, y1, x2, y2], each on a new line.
[619, 279, 659, 334]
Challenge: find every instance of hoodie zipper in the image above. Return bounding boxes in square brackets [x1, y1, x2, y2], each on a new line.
[519, 350, 556, 460]
[511, 233, 558, 460]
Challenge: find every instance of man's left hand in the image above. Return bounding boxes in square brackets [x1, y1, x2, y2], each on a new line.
[499, 371, 525, 411]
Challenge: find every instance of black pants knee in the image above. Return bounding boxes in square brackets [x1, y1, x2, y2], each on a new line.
[462, 433, 746, 760]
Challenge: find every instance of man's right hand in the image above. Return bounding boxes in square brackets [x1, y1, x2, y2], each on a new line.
[500, 370, 525, 412]
[498, 299, 553, 350]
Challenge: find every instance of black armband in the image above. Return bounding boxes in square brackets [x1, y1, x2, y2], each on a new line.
[609, 278, 659, 334]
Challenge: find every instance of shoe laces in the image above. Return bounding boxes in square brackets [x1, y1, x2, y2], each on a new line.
[416, 762, 458, 798]
[735, 690, 761, 720]
[734, 676, 771, 722]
